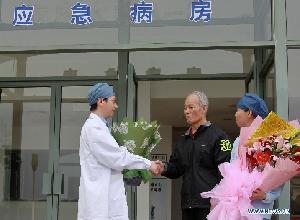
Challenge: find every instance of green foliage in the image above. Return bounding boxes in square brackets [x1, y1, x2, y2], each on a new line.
[112, 118, 161, 183]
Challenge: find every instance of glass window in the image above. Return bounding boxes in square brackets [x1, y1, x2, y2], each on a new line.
[287, 0, 300, 40]
[248, 77, 255, 93]
[0, 53, 118, 77]
[0, 87, 50, 220]
[130, 50, 254, 75]
[288, 49, 300, 217]
[0, 55, 16, 77]
[59, 85, 120, 219]
[130, 0, 272, 43]
[0, 29, 118, 47]
[265, 66, 275, 111]
[59, 86, 90, 219]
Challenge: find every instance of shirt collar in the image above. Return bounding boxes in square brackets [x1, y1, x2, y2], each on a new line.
[184, 121, 211, 136]
[90, 112, 108, 127]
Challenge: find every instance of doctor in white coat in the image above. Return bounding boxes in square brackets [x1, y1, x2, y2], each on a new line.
[77, 83, 161, 220]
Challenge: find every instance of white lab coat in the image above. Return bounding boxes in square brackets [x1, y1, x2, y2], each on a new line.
[77, 113, 151, 220]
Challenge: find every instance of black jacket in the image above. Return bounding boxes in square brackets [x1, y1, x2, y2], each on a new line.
[162, 123, 232, 209]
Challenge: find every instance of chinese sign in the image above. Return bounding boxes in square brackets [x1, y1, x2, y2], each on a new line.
[190, 0, 212, 23]
[13, 5, 34, 26]
[130, 1, 153, 24]
[71, 2, 93, 25]
[11, 1, 212, 26]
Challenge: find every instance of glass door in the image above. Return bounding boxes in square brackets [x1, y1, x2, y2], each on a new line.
[57, 83, 118, 220]
[0, 81, 119, 220]
[0, 87, 51, 220]
[58, 86, 92, 220]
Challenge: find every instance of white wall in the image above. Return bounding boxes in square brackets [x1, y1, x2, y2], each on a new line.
[151, 125, 172, 220]
[137, 81, 178, 220]
[137, 81, 151, 220]
[151, 125, 172, 158]
[150, 80, 245, 99]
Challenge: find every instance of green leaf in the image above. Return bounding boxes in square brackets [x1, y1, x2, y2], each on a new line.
[122, 169, 140, 178]
[140, 170, 152, 183]
[122, 169, 152, 183]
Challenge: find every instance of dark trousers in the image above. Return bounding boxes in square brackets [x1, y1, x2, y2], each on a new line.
[182, 208, 210, 220]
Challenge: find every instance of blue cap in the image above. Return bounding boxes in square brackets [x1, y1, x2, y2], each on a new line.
[237, 93, 269, 119]
[87, 83, 115, 106]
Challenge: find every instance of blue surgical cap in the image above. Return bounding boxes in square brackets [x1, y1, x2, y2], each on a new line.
[87, 83, 115, 106]
[237, 93, 269, 119]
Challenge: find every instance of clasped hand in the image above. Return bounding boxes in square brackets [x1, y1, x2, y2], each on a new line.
[150, 160, 164, 176]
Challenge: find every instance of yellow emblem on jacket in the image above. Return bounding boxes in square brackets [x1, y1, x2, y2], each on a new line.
[220, 140, 232, 151]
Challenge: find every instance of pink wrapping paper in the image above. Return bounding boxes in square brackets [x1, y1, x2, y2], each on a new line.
[201, 160, 263, 220]
[258, 118, 300, 191]
[200, 116, 300, 220]
[260, 158, 300, 192]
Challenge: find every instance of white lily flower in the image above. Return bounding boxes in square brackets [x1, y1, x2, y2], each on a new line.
[124, 140, 136, 152]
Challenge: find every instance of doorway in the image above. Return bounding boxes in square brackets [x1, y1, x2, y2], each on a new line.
[131, 48, 274, 220]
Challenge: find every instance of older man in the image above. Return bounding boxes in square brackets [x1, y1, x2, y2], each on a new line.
[77, 83, 161, 220]
[159, 91, 232, 220]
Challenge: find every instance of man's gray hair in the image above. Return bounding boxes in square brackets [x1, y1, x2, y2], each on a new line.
[191, 91, 209, 106]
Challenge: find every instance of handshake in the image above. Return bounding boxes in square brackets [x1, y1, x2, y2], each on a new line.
[150, 160, 165, 176]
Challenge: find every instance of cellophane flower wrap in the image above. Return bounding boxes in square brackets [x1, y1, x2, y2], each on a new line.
[112, 118, 161, 185]
[245, 112, 300, 191]
[201, 112, 300, 220]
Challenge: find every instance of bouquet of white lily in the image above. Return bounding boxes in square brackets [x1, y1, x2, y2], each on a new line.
[112, 118, 161, 186]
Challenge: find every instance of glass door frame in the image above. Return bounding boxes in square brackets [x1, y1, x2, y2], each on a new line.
[126, 64, 138, 220]
[0, 77, 119, 220]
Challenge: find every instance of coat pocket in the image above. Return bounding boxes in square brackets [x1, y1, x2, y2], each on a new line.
[196, 144, 213, 167]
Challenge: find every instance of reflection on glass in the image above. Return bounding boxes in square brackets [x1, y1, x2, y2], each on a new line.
[0, 87, 50, 220]
[288, 49, 300, 217]
[287, 0, 300, 40]
[0, 53, 118, 77]
[59, 85, 118, 219]
[0, 29, 118, 47]
[59, 86, 91, 220]
[130, 50, 253, 75]
[248, 78, 255, 93]
[0, 55, 16, 77]
[265, 66, 274, 111]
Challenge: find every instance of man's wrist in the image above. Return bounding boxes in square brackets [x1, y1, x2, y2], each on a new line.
[161, 162, 168, 175]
